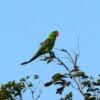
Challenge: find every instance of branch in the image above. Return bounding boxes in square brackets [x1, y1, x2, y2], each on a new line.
[53, 51, 84, 96]
[54, 55, 70, 73]
[73, 78, 84, 96]
[25, 81, 34, 100]
[60, 49, 75, 65]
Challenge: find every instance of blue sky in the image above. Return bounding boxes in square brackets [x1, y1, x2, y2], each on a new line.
[0, 0, 100, 100]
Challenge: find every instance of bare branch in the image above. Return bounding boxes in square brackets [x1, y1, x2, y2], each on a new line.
[54, 55, 71, 73]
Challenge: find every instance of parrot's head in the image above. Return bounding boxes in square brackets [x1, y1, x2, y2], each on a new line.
[49, 31, 59, 38]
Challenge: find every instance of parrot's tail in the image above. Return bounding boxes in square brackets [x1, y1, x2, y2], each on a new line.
[21, 54, 39, 65]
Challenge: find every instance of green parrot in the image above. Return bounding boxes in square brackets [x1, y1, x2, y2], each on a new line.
[21, 31, 59, 65]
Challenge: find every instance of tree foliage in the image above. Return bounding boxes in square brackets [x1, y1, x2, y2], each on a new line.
[0, 48, 100, 100]
[0, 75, 41, 100]
[43, 49, 100, 100]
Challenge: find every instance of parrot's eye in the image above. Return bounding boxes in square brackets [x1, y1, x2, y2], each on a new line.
[55, 31, 59, 37]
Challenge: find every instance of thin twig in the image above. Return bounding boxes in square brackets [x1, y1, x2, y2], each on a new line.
[54, 55, 70, 73]
[61, 49, 75, 65]
[73, 78, 84, 96]
[25, 81, 34, 100]
[70, 83, 78, 90]
[36, 89, 42, 100]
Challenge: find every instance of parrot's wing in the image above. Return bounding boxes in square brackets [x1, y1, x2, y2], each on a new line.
[38, 38, 52, 53]
[40, 39, 50, 46]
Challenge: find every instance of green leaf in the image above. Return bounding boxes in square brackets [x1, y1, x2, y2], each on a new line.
[56, 86, 64, 95]
[28, 82, 33, 87]
[84, 93, 91, 99]
[20, 78, 26, 82]
[97, 79, 100, 85]
[61, 92, 73, 100]
[52, 73, 66, 82]
[26, 76, 30, 79]
[82, 81, 91, 87]
[44, 81, 53, 87]
[88, 96, 96, 100]
[34, 75, 39, 79]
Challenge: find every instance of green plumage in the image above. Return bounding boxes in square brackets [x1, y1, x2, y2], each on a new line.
[21, 31, 58, 65]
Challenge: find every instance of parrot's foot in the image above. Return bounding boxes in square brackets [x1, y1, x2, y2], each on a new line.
[40, 52, 55, 63]
[49, 51, 55, 58]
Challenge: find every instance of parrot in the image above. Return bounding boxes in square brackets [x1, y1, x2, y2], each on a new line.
[21, 31, 59, 65]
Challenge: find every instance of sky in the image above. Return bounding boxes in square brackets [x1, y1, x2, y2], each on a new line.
[0, 0, 100, 100]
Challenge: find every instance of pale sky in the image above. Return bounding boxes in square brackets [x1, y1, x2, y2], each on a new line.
[0, 0, 100, 100]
